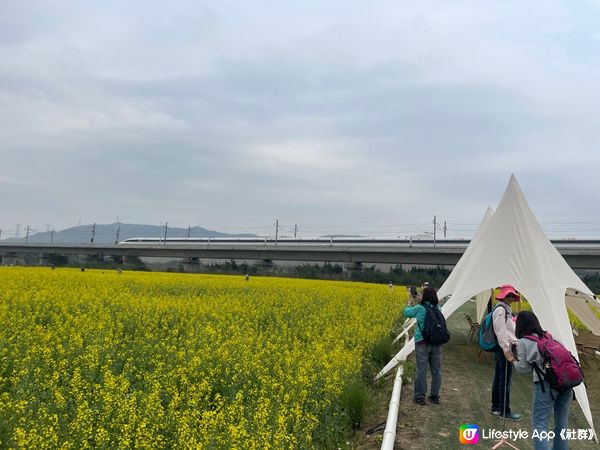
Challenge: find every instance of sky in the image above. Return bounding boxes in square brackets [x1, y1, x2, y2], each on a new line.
[2, 0, 600, 239]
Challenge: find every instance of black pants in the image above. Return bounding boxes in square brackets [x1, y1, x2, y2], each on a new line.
[491, 347, 513, 414]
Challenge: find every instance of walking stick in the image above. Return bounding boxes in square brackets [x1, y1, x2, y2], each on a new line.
[492, 357, 520, 449]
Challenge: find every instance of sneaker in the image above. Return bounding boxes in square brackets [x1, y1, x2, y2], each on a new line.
[498, 412, 523, 421]
[491, 409, 501, 416]
[428, 396, 440, 404]
[414, 397, 426, 405]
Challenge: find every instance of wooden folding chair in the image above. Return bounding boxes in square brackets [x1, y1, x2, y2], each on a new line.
[575, 342, 590, 369]
[575, 331, 600, 371]
[464, 314, 480, 343]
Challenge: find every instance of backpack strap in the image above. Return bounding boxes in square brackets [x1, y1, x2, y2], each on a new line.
[524, 334, 552, 395]
[497, 302, 512, 320]
[523, 333, 550, 347]
[531, 362, 547, 393]
[416, 303, 429, 337]
[523, 333, 548, 363]
[415, 302, 438, 328]
[492, 303, 511, 323]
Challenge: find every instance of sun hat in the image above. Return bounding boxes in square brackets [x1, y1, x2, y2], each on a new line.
[496, 284, 521, 301]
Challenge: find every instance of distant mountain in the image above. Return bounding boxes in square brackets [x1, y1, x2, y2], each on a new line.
[2, 223, 256, 244]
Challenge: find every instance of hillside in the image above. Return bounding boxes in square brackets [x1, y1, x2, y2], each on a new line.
[2, 223, 256, 244]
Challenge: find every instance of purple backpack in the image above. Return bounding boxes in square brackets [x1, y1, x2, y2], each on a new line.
[524, 332, 584, 393]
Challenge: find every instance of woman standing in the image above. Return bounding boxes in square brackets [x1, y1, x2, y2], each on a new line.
[508, 311, 573, 450]
[404, 286, 443, 405]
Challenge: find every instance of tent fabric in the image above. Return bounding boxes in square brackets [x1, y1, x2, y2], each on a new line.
[377, 175, 599, 434]
[437, 207, 494, 300]
[566, 293, 600, 335]
[475, 289, 493, 324]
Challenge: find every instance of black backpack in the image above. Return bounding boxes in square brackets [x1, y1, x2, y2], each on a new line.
[418, 303, 450, 345]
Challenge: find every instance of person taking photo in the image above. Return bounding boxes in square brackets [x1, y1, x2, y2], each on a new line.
[404, 286, 444, 405]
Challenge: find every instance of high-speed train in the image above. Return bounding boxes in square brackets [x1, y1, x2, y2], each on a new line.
[117, 237, 469, 246]
[117, 236, 600, 248]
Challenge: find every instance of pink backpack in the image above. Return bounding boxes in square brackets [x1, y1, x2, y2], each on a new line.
[524, 332, 584, 393]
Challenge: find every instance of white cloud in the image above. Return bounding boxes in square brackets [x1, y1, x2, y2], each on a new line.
[1, 1, 600, 237]
[249, 140, 361, 171]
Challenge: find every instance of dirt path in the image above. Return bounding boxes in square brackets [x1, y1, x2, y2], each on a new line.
[353, 302, 600, 450]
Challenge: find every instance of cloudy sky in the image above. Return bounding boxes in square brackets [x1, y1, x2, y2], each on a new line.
[2, 1, 600, 239]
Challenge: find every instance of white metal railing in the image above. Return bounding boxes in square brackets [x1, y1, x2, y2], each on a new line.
[380, 330, 410, 450]
[380, 364, 404, 449]
[393, 318, 415, 343]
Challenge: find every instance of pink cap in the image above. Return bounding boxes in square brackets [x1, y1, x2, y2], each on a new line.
[496, 284, 521, 301]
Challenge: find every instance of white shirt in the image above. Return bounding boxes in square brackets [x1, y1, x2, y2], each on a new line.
[492, 301, 517, 353]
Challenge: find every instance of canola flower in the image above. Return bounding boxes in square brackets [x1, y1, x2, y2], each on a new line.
[0, 267, 404, 449]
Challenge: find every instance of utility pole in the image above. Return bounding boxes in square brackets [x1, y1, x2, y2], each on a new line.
[91, 223, 96, 244]
[164, 222, 168, 244]
[115, 224, 120, 244]
[294, 224, 297, 238]
[433, 215, 436, 247]
[275, 219, 279, 245]
[25, 225, 30, 245]
[444, 221, 447, 238]
[50, 229, 55, 244]
[187, 226, 191, 238]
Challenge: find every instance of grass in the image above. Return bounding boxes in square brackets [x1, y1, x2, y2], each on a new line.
[353, 300, 600, 450]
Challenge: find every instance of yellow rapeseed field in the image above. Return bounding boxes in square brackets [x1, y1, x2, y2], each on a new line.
[0, 267, 404, 449]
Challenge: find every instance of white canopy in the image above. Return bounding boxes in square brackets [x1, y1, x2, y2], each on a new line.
[377, 175, 600, 433]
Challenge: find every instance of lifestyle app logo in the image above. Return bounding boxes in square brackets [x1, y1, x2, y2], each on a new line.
[460, 424, 479, 444]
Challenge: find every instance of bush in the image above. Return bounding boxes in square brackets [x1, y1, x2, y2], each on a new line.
[367, 334, 395, 368]
[361, 334, 397, 384]
[47, 254, 69, 267]
[582, 273, 600, 294]
[341, 377, 371, 430]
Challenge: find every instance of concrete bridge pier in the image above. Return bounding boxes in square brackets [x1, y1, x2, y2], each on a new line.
[110, 255, 124, 265]
[38, 254, 50, 266]
[344, 261, 363, 271]
[1, 254, 18, 266]
[122, 255, 138, 265]
[182, 257, 202, 273]
[86, 254, 105, 265]
[256, 259, 274, 272]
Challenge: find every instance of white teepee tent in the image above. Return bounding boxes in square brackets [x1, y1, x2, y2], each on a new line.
[439, 206, 495, 324]
[377, 175, 600, 434]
